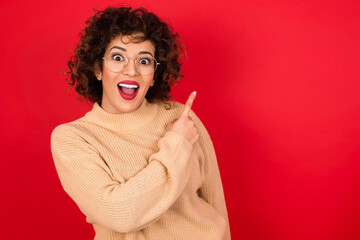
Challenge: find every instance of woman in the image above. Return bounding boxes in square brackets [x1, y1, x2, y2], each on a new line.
[51, 6, 231, 240]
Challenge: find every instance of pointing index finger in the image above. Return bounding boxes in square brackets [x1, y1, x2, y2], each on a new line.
[181, 91, 197, 117]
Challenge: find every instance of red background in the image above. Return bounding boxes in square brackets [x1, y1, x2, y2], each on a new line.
[1, 0, 360, 239]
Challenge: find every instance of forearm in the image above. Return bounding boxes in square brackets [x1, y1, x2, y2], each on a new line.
[52, 129, 192, 233]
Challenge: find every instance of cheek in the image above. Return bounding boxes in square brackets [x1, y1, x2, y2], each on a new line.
[102, 67, 112, 79]
[102, 68, 118, 83]
[147, 74, 155, 87]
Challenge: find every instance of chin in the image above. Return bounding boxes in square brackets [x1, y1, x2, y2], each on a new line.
[116, 101, 140, 113]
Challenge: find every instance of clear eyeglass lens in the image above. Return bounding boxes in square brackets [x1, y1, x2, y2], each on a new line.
[104, 54, 158, 76]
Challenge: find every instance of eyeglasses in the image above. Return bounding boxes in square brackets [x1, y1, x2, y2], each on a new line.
[102, 53, 160, 76]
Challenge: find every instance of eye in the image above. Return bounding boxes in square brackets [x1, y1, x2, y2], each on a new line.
[138, 57, 152, 65]
[111, 54, 124, 62]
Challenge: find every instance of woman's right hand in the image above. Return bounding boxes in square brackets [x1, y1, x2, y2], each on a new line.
[167, 91, 199, 145]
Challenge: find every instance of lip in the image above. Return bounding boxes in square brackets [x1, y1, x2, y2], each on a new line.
[117, 80, 140, 100]
[118, 80, 140, 86]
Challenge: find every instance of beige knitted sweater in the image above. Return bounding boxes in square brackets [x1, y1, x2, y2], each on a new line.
[51, 99, 231, 240]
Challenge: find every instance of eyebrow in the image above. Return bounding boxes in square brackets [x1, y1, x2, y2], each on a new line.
[109, 46, 154, 57]
[109, 46, 126, 52]
[139, 51, 154, 57]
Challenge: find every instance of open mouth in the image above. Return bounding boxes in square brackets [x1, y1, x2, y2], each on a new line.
[117, 81, 140, 100]
[117, 83, 139, 95]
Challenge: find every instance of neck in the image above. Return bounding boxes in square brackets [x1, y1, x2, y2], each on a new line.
[84, 99, 159, 132]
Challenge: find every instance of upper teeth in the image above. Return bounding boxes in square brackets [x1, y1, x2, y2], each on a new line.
[118, 83, 138, 88]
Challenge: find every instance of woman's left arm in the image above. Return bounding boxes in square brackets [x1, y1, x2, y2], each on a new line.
[191, 111, 231, 240]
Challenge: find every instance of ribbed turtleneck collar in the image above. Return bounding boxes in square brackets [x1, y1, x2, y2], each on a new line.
[84, 99, 159, 132]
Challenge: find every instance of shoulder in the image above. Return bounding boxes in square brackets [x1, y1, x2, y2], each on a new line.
[157, 100, 183, 112]
[157, 100, 209, 136]
[50, 115, 96, 156]
[51, 117, 87, 140]
[51, 117, 100, 160]
[156, 100, 200, 119]
[152, 100, 184, 121]
[155, 101, 204, 127]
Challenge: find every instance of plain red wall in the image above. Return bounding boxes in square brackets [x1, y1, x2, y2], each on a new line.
[1, 0, 360, 239]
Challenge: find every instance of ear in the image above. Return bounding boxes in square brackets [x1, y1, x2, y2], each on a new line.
[96, 71, 102, 81]
[150, 79, 155, 87]
[94, 63, 102, 81]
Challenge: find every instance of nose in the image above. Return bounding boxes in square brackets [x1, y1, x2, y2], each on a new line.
[122, 58, 138, 76]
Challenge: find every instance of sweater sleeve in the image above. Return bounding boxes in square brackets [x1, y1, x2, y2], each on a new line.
[51, 125, 193, 233]
[190, 112, 232, 240]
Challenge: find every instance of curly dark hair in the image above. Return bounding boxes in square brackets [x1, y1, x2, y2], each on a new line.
[67, 6, 184, 103]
